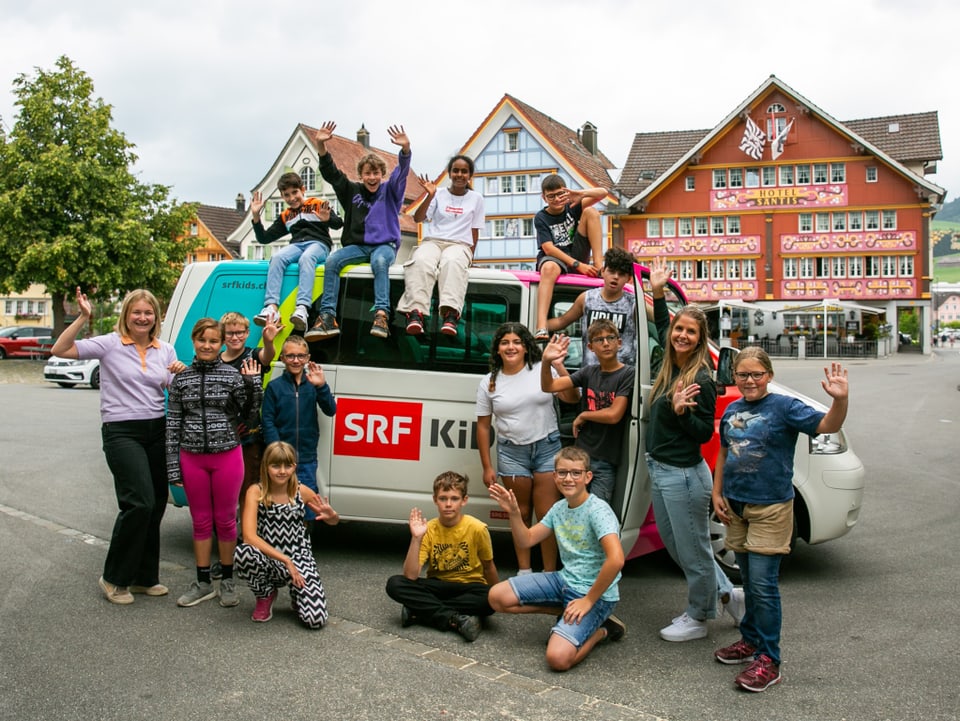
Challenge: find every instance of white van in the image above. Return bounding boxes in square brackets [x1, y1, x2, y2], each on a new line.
[162, 260, 865, 573]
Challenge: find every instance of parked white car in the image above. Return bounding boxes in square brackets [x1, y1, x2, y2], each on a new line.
[44, 356, 100, 389]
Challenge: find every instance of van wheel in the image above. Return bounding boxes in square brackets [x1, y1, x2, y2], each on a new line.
[710, 511, 741, 582]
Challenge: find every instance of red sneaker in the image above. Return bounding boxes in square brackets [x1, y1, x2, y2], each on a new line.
[440, 310, 460, 336]
[252, 590, 277, 623]
[405, 310, 424, 335]
[715, 638, 757, 664]
[735, 654, 781, 692]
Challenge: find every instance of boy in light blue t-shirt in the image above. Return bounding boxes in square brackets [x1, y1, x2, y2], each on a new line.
[488, 446, 626, 672]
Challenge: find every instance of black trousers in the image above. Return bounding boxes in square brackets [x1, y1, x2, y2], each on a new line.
[100, 418, 168, 586]
[385, 575, 493, 628]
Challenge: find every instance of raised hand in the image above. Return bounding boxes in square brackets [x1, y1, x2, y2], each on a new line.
[649, 256, 673, 295]
[387, 124, 410, 153]
[820, 362, 848, 400]
[671, 379, 701, 415]
[408, 507, 428, 539]
[74, 286, 93, 319]
[250, 191, 265, 219]
[316, 199, 331, 222]
[541, 334, 570, 364]
[315, 121, 336, 144]
[240, 357, 261, 376]
[304, 361, 326, 387]
[488, 482, 520, 515]
[416, 173, 436, 196]
[261, 316, 282, 344]
[309, 495, 338, 524]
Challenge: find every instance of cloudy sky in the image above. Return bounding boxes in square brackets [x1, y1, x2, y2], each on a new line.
[1, 0, 955, 208]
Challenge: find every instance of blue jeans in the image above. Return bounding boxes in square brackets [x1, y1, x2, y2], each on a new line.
[318, 243, 396, 315]
[296, 460, 319, 521]
[735, 549, 783, 665]
[648, 456, 733, 620]
[587, 457, 617, 503]
[263, 240, 329, 308]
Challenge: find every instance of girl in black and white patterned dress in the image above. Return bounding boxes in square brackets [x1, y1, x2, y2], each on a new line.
[234, 441, 339, 627]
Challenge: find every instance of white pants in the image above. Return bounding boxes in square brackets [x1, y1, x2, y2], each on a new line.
[396, 238, 473, 315]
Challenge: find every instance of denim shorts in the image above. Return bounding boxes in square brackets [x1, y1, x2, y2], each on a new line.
[508, 571, 616, 649]
[496, 431, 561, 477]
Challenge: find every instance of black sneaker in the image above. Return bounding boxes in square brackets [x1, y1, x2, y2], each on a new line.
[440, 310, 460, 336]
[602, 614, 626, 642]
[306, 312, 339, 340]
[405, 310, 424, 335]
[400, 605, 416, 628]
[452, 614, 481, 642]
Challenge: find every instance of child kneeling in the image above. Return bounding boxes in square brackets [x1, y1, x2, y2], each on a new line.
[234, 441, 339, 628]
[488, 447, 625, 671]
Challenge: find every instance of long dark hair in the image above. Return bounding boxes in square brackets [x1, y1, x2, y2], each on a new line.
[487, 322, 541, 392]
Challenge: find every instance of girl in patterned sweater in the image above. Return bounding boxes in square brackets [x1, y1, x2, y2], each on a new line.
[235, 441, 339, 627]
[167, 318, 263, 608]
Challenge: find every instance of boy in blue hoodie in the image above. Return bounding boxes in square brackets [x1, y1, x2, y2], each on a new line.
[306, 121, 411, 341]
[261, 336, 336, 521]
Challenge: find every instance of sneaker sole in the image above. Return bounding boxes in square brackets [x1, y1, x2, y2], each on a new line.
[736, 673, 782, 692]
[290, 317, 308, 331]
[252, 610, 273, 623]
[370, 329, 389, 338]
[716, 654, 756, 665]
[129, 584, 169, 596]
[405, 325, 423, 335]
[602, 614, 626, 642]
[177, 589, 218, 607]
[219, 595, 240, 607]
[440, 326, 458, 336]
[660, 628, 708, 642]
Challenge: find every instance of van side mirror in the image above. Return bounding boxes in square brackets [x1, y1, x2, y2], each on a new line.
[716, 346, 739, 388]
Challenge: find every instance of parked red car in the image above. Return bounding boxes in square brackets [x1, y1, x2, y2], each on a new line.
[0, 326, 53, 359]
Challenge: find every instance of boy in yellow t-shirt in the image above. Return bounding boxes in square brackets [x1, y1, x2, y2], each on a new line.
[385, 471, 499, 641]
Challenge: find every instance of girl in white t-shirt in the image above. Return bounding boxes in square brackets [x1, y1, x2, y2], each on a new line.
[476, 323, 562, 573]
[397, 155, 485, 337]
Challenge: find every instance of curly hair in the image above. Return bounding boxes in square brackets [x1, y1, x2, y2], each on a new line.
[487, 322, 541, 392]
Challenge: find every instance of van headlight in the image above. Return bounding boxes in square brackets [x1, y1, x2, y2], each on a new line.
[809, 430, 848, 454]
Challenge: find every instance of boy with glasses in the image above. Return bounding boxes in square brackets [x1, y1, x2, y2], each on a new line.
[488, 446, 625, 672]
[261, 336, 336, 526]
[541, 320, 634, 503]
[219, 311, 281, 524]
[532, 174, 607, 341]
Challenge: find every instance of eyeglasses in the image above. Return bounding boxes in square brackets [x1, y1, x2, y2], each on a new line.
[734, 371, 768, 381]
[590, 335, 620, 345]
[544, 191, 566, 201]
[284, 354, 309, 361]
[224, 330, 248, 337]
[555, 469, 587, 480]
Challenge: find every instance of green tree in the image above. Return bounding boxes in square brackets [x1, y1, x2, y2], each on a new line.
[0, 56, 199, 335]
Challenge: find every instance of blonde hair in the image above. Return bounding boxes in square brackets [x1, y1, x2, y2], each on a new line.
[555, 446, 591, 470]
[733, 346, 774, 376]
[259, 441, 299, 507]
[282, 335, 309, 356]
[116, 289, 162, 341]
[219, 311, 250, 331]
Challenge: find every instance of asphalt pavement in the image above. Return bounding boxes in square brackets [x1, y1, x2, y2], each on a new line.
[1, 351, 958, 721]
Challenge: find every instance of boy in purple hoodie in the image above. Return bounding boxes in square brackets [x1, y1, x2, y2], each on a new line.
[307, 121, 411, 341]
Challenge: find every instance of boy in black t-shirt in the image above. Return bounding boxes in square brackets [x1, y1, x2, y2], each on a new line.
[532, 174, 607, 341]
[541, 320, 634, 504]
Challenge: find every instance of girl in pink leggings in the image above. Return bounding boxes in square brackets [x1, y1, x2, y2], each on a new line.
[166, 318, 263, 608]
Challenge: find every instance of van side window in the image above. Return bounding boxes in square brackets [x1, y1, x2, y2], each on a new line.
[547, 285, 589, 371]
[335, 276, 521, 374]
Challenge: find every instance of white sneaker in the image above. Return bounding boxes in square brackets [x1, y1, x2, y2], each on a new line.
[723, 587, 746, 626]
[660, 612, 708, 642]
[290, 305, 310, 331]
[253, 306, 279, 327]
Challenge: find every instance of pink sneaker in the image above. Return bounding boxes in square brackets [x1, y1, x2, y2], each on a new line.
[735, 654, 781, 692]
[252, 591, 277, 623]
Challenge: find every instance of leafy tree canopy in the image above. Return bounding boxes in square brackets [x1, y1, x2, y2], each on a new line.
[0, 56, 199, 332]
